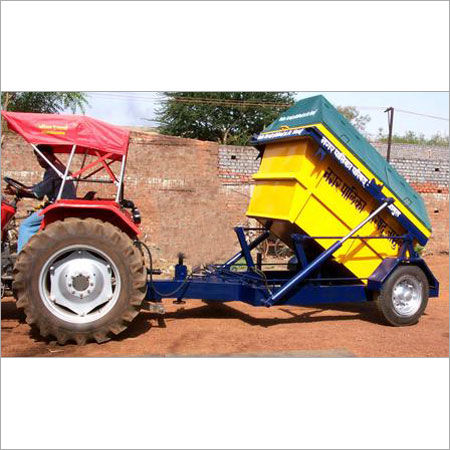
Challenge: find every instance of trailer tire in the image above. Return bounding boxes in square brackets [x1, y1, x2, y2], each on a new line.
[13, 218, 146, 344]
[374, 265, 429, 326]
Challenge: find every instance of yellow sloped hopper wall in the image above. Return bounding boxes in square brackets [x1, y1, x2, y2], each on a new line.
[246, 137, 404, 282]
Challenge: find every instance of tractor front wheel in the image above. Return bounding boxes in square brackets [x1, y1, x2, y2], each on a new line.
[13, 218, 147, 344]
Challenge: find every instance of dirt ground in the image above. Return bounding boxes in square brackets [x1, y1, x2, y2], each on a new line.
[1, 254, 448, 358]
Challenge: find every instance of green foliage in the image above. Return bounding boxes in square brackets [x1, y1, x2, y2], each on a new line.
[230, 257, 247, 272]
[1, 92, 88, 114]
[337, 105, 371, 131]
[156, 92, 295, 145]
[377, 129, 449, 146]
[414, 244, 425, 256]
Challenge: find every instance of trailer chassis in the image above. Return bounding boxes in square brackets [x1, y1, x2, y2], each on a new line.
[145, 197, 439, 308]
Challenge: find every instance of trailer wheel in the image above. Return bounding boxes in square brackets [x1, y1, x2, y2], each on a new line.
[13, 218, 146, 344]
[374, 265, 429, 326]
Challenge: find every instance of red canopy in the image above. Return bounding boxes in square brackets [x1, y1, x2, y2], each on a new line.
[1, 111, 130, 158]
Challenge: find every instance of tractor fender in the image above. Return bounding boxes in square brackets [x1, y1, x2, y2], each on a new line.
[39, 200, 140, 239]
[367, 257, 439, 297]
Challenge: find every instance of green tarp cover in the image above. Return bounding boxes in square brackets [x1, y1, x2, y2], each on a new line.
[260, 95, 431, 230]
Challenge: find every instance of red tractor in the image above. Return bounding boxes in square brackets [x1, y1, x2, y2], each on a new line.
[1, 111, 147, 344]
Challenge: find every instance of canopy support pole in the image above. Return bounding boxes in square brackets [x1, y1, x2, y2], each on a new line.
[75, 148, 89, 191]
[115, 155, 127, 203]
[56, 144, 77, 201]
[30, 144, 65, 179]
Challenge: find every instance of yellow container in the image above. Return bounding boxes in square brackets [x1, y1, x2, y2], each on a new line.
[246, 137, 406, 282]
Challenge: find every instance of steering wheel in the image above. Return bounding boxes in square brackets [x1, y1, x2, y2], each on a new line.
[3, 176, 33, 197]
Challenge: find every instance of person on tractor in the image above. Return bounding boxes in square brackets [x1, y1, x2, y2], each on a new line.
[5, 144, 77, 252]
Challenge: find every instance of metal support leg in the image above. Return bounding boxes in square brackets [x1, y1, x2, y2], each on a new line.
[235, 227, 254, 268]
[292, 234, 308, 269]
[222, 229, 270, 268]
[264, 200, 393, 306]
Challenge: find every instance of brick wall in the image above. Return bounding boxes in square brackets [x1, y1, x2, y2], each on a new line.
[372, 142, 449, 160]
[126, 132, 247, 266]
[390, 158, 449, 193]
[1, 132, 247, 269]
[218, 145, 259, 183]
[1, 131, 448, 267]
[218, 142, 449, 193]
[422, 193, 449, 256]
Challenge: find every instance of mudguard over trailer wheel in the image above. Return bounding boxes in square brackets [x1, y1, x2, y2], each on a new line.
[374, 265, 429, 327]
[13, 218, 147, 344]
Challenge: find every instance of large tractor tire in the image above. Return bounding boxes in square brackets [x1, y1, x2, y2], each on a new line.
[13, 218, 147, 344]
[374, 265, 429, 327]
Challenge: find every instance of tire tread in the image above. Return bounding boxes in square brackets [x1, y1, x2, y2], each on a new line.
[13, 218, 146, 344]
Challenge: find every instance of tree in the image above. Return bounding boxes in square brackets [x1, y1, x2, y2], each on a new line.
[156, 92, 295, 145]
[1, 92, 88, 114]
[1, 92, 89, 140]
[376, 129, 449, 146]
[337, 105, 371, 132]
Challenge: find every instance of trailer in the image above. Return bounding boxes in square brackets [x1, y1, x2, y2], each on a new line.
[145, 95, 438, 327]
[1, 97, 440, 345]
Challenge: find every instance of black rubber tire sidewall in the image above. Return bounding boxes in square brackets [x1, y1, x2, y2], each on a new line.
[14, 218, 146, 343]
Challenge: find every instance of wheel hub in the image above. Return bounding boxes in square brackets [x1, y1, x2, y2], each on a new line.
[72, 274, 90, 292]
[39, 247, 120, 323]
[392, 275, 422, 317]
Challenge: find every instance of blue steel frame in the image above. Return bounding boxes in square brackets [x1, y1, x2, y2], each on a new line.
[145, 126, 439, 307]
[146, 222, 439, 307]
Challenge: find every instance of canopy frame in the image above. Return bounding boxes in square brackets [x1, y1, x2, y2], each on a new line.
[2, 110, 131, 204]
[29, 142, 126, 203]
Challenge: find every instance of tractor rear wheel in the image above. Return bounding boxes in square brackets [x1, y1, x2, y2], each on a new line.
[374, 265, 429, 326]
[13, 218, 147, 344]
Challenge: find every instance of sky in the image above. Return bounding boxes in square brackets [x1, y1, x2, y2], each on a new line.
[77, 91, 449, 139]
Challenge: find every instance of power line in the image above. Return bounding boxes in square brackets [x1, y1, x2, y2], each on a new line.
[88, 92, 162, 103]
[354, 105, 449, 121]
[87, 93, 450, 121]
[88, 92, 292, 107]
[335, 105, 448, 121]
[88, 93, 294, 109]
[172, 97, 292, 108]
[353, 106, 387, 111]
[395, 109, 449, 122]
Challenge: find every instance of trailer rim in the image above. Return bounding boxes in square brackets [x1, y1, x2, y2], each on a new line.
[392, 274, 422, 317]
[38, 244, 121, 324]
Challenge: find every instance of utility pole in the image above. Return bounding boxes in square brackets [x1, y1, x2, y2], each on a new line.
[384, 107, 394, 162]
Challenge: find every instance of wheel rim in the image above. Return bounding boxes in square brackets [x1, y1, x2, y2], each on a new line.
[38, 245, 121, 324]
[392, 275, 422, 317]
